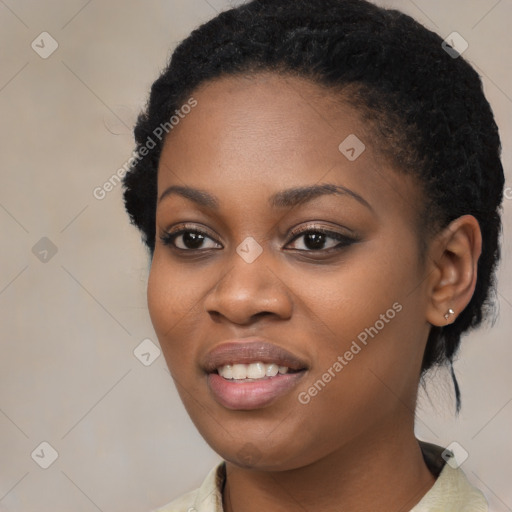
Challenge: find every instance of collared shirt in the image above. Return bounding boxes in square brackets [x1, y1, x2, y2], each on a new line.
[154, 442, 488, 512]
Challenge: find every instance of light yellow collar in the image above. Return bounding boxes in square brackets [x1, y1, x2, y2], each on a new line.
[155, 444, 488, 512]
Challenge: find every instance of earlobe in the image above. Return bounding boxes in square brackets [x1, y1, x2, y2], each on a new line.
[425, 215, 482, 327]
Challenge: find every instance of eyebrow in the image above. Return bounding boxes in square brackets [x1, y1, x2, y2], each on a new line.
[158, 183, 373, 212]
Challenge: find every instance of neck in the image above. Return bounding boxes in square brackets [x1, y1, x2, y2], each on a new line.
[222, 420, 436, 512]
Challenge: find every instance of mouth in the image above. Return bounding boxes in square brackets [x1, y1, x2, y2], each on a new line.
[203, 339, 308, 410]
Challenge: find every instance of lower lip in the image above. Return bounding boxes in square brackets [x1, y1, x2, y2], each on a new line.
[207, 371, 306, 410]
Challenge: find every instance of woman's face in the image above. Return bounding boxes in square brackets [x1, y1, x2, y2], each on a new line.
[148, 73, 433, 470]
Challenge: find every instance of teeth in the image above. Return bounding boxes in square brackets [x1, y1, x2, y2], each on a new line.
[247, 362, 266, 379]
[217, 362, 291, 380]
[220, 364, 233, 379]
[265, 364, 279, 377]
[231, 364, 247, 380]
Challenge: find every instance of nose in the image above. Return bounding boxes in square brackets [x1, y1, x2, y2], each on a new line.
[203, 251, 293, 326]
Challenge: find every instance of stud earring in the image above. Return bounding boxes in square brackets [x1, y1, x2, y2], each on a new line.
[444, 308, 455, 320]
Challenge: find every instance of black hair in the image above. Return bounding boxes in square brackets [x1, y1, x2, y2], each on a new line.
[122, 0, 505, 411]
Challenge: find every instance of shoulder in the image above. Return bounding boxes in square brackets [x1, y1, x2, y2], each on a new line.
[414, 442, 488, 511]
[153, 488, 197, 512]
[412, 463, 488, 511]
[153, 461, 226, 512]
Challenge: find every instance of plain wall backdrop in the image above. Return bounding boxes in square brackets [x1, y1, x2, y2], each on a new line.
[1, 0, 511, 511]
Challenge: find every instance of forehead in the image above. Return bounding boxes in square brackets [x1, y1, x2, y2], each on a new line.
[157, 72, 422, 223]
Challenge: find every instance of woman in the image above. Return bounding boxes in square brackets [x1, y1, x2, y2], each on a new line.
[122, 0, 504, 510]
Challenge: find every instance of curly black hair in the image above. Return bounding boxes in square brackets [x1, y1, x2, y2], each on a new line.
[122, 0, 505, 411]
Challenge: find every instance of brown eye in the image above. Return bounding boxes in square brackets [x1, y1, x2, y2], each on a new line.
[286, 228, 356, 252]
[160, 228, 222, 251]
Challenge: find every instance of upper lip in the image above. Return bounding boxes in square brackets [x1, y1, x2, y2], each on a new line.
[202, 338, 309, 373]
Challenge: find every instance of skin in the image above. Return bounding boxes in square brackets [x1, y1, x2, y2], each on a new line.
[147, 72, 482, 512]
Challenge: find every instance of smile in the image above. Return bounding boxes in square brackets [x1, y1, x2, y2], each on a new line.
[203, 339, 309, 410]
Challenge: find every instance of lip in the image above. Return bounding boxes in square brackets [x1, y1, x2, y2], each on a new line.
[202, 338, 309, 410]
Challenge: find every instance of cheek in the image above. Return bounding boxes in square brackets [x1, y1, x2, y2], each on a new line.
[292, 238, 425, 397]
[146, 253, 206, 369]
[148, 251, 203, 323]
[292, 242, 416, 346]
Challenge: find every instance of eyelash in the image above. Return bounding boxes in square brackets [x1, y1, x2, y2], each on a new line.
[159, 223, 357, 254]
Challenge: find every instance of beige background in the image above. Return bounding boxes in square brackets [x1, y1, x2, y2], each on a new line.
[0, 1, 511, 511]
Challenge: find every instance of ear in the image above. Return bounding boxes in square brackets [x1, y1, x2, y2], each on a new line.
[425, 215, 482, 327]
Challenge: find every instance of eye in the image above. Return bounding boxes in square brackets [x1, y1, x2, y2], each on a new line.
[159, 224, 357, 253]
[286, 226, 356, 252]
[160, 224, 222, 251]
